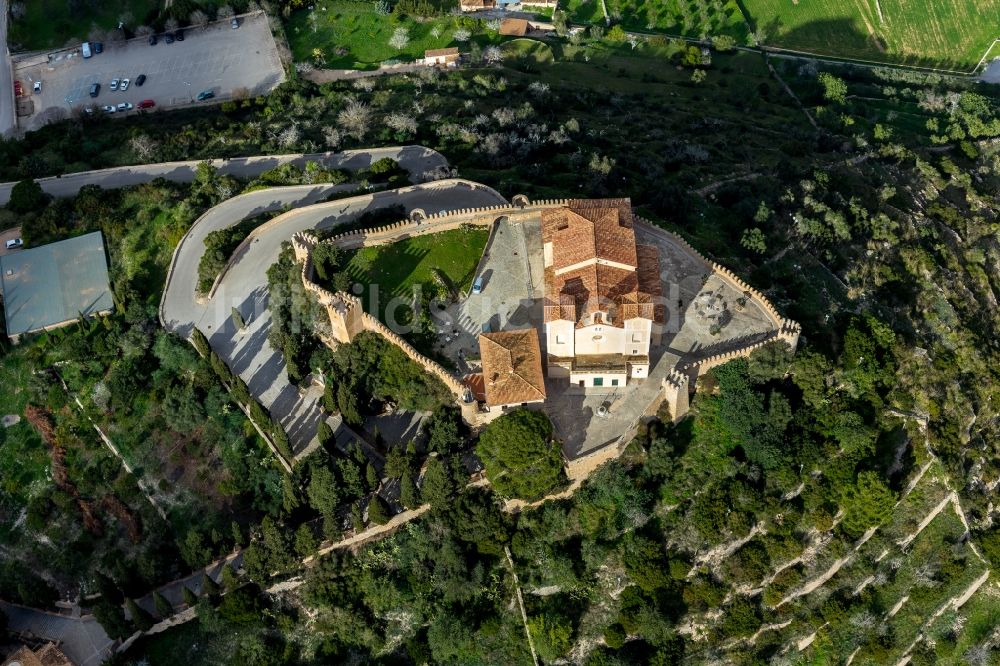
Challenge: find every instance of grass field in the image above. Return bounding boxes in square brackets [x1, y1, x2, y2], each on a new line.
[345, 226, 489, 307]
[607, 0, 746, 37]
[743, 0, 1000, 70]
[8, 0, 158, 51]
[286, 2, 471, 70]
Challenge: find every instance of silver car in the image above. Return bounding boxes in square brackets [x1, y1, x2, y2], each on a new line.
[120, 78, 130, 91]
[103, 105, 116, 113]
[110, 78, 119, 91]
[117, 102, 133, 112]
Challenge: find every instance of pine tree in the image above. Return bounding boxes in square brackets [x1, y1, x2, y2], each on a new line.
[400, 469, 420, 510]
[421, 456, 454, 506]
[230, 521, 244, 548]
[202, 573, 221, 598]
[221, 564, 240, 592]
[351, 502, 364, 533]
[294, 523, 317, 556]
[317, 420, 334, 448]
[153, 591, 173, 619]
[126, 597, 154, 632]
[368, 495, 390, 525]
[282, 474, 300, 513]
[182, 586, 198, 607]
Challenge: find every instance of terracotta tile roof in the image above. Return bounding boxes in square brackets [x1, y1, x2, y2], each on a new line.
[479, 330, 546, 406]
[499, 18, 530, 36]
[36, 645, 74, 666]
[543, 199, 662, 325]
[424, 47, 460, 58]
[460, 0, 493, 8]
[3, 644, 73, 666]
[3, 647, 44, 666]
[542, 199, 638, 270]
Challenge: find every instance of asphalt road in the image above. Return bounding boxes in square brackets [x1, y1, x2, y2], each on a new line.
[0, 0, 15, 137]
[0, 145, 450, 205]
[161, 178, 508, 456]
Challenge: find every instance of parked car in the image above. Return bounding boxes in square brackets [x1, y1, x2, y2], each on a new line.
[82, 42, 92, 58]
[175, 29, 184, 41]
[135, 74, 146, 86]
[93, 42, 103, 54]
[120, 78, 130, 91]
[231, 17, 240, 29]
[32, 81, 40, 93]
[148, 34, 157, 45]
[110, 78, 119, 91]
[117, 102, 133, 112]
[5, 238, 23, 250]
[165, 32, 174, 44]
[137, 99, 155, 109]
[103, 105, 116, 113]
[83, 106, 94, 115]
[472, 275, 484, 294]
[89, 83, 100, 97]
[196, 90, 214, 101]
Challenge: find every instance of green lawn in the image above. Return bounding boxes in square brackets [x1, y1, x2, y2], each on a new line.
[344, 226, 489, 306]
[606, 0, 747, 38]
[286, 2, 474, 69]
[742, 0, 1000, 70]
[8, 0, 158, 51]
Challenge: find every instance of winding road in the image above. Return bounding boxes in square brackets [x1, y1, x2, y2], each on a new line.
[160, 175, 507, 456]
[0, 145, 450, 206]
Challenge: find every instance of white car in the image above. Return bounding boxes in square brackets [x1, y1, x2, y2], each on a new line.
[32, 81, 41, 93]
[5, 238, 23, 250]
[103, 105, 116, 113]
[117, 102, 133, 112]
[120, 78, 130, 91]
[110, 78, 119, 91]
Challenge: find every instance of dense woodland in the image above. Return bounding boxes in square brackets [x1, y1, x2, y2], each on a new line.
[1, 25, 1000, 666]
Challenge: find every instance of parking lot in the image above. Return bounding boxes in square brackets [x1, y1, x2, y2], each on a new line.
[12, 12, 284, 129]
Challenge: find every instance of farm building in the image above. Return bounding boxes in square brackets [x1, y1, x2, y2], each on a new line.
[422, 47, 461, 66]
[499, 18, 532, 37]
[0, 231, 113, 342]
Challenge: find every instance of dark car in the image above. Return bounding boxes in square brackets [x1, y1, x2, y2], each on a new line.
[196, 90, 214, 101]
[164, 32, 174, 44]
[175, 29, 184, 41]
[89, 83, 100, 97]
[135, 74, 146, 86]
[93, 42, 103, 54]
[148, 34, 157, 45]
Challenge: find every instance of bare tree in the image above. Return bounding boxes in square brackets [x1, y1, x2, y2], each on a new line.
[217, 4, 236, 20]
[189, 10, 210, 27]
[337, 99, 372, 140]
[129, 134, 159, 161]
[389, 27, 410, 51]
[278, 124, 301, 148]
[386, 112, 418, 137]
[353, 78, 376, 93]
[322, 126, 342, 149]
[482, 45, 504, 65]
[453, 28, 471, 42]
[164, 17, 180, 32]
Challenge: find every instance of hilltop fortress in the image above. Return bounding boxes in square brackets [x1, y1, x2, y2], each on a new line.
[291, 195, 799, 473]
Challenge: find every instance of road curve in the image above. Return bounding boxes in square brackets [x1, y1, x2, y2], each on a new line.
[161, 178, 508, 457]
[0, 145, 450, 205]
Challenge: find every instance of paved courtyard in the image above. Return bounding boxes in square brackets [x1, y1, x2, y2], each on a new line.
[434, 216, 544, 375]
[13, 13, 283, 129]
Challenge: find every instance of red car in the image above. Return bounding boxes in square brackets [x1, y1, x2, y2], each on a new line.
[137, 99, 155, 109]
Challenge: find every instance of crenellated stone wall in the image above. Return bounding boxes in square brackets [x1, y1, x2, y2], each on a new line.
[632, 216, 801, 421]
[294, 198, 800, 429]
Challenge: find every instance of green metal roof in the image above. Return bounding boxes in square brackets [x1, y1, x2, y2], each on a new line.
[0, 231, 113, 338]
